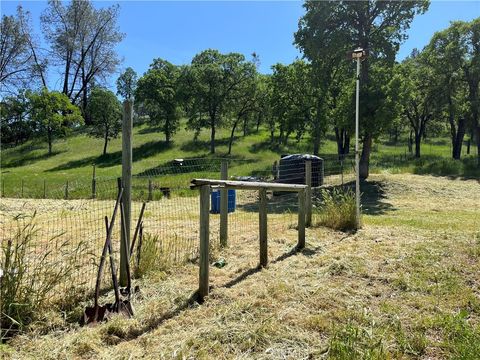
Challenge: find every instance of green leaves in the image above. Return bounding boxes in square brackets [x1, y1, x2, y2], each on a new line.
[135, 58, 180, 144]
[87, 87, 122, 155]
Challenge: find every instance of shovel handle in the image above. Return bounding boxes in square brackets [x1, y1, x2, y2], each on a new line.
[120, 199, 132, 295]
[105, 217, 121, 305]
[93, 188, 123, 312]
[130, 202, 146, 258]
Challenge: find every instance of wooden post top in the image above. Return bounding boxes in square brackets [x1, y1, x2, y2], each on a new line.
[190, 179, 307, 192]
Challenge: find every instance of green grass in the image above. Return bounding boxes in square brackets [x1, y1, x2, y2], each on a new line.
[1, 122, 478, 199]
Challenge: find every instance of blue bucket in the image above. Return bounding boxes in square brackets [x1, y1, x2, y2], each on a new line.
[211, 189, 236, 213]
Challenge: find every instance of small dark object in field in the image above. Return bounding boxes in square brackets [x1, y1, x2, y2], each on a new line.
[160, 187, 171, 198]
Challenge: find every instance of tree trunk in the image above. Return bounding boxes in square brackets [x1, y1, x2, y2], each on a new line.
[165, 117, 171, 144]
[476, 126, 480, 167]
[414, 131, 421, 158]
[243, 117, 248, 137]
[210, 117, 216, 154]
[228, 119, 240, 155]
[359, 133, 372, 179]
[312, 126, 321, 156]
[47, 129, 53, 155]
[452, 118, 466, 160]
[103, 137, 108, 155]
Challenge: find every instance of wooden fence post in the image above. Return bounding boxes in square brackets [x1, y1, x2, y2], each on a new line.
[305, 160, 312, 227]
[1, 178, 4, 197]
[65, 181, 69, 200]
[259, 188, 268, 267]
[43, 179, 46, 199]
[92, 164, 96, 199]
[297, 189, 306, 249]
[21, 179, 24, 198]
[220, 160, 228, 247]
[199, 184, 210, 300]
[148, 179, 153, 201]
[120, 99, 133, 287]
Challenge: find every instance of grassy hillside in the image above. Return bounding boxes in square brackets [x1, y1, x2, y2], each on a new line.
[2, 174, 479, 359]
[0, 121, 477, 197]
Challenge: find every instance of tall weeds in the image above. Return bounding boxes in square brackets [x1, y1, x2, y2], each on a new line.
[313, 187, 358, 231]
[1, 213, 85, 340]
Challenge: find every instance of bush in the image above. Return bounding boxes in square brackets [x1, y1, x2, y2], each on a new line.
[313, 187, 358, 231]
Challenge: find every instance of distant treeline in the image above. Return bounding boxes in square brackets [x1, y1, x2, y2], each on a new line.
[1, 1, 479, 177]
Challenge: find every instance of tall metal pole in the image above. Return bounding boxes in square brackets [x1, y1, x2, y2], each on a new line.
[355, 57, 361, 229]
[120, 99, 133, 286]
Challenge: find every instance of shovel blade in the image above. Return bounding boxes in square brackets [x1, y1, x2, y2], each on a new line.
[82, 305, 109, 325]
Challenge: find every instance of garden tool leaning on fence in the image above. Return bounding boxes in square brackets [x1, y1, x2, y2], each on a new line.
[81, 191, 147, 325]
[82, 188, 124, 325]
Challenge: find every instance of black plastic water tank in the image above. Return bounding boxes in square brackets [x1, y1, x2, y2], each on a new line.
[278, 154, 324, 187]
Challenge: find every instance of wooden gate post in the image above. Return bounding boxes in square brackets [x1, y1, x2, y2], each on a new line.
[259, 188, 268, 267]
[120, 99, 133, 286]
[305, 160, 312, 227]
[220, 160, 228, 247]
[199, 184, 210, 300]
[148, 179, 153, 201]
[297, 189, 306, 249]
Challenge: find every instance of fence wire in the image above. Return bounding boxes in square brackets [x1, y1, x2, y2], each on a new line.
[0, 155, 357, 338]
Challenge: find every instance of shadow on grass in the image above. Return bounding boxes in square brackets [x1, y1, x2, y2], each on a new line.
[47, 140, 172, 172]
[180, 136, 234, 153]
[101, 243, 322, 342]
[359, 180, 396, 216]
[2, 150, 65, 168]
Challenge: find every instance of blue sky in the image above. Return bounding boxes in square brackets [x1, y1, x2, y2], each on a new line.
[1, 0, 479, 91]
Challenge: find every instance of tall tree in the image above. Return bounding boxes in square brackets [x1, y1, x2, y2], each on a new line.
[424, 20, 478, 160]
[296, 0, 429, 177]
[28, 88, 83, 155]
[87, 87, 122, 155]
[394, 49, 436, 158]
[179, 49, 256, 154]
[0, 91, 32, 146]
[135, 58, 180, 144]
[269, 60, 315, 147]
[116, 67, 137, 100]
[41, 0, 124, 121]
[0, 6, 47, 93]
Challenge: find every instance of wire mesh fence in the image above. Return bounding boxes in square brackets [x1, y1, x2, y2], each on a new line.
[0, 155, 357, 337]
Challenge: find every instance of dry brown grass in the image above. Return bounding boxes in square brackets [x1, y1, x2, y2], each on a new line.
[1, 173, 479, 359]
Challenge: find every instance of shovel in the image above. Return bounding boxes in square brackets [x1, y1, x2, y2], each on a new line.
[104, 216, 133, 318]
[82, 188, 123, 325]
[119, 199, 134, 310]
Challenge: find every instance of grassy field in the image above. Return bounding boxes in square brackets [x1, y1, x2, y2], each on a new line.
[2, 173, 479, 359]
[1, 121, 478, 198]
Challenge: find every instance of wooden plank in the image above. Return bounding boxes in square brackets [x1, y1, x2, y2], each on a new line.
[297, 189, 306, 249]
[120, 99, 133, 287]
[191, 179, 307, 192]
[199, 185, 210, 300]
[220, 160, 228, 247]
[259, 188, 268, 267]
[305, 160, 312, 227]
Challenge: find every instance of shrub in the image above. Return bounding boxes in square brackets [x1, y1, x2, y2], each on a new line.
[313, 187, 357, 231]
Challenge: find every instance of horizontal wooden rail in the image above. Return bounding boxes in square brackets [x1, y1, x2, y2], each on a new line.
[190, 179, 307, 192]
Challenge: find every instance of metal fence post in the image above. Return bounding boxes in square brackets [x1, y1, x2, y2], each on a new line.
[65, 181, 69, 200]
[259, 188, 268, 267]
[21, 179, 24, 198]
[120, 99, 133, 287]
[199, 184, 210, 300]
[220, 160, 228, 247]
[297, 189, 306, 249]
[305, 160, 312, 227]
[92, 164, 96, 199]
[43, 179, 46, 199]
